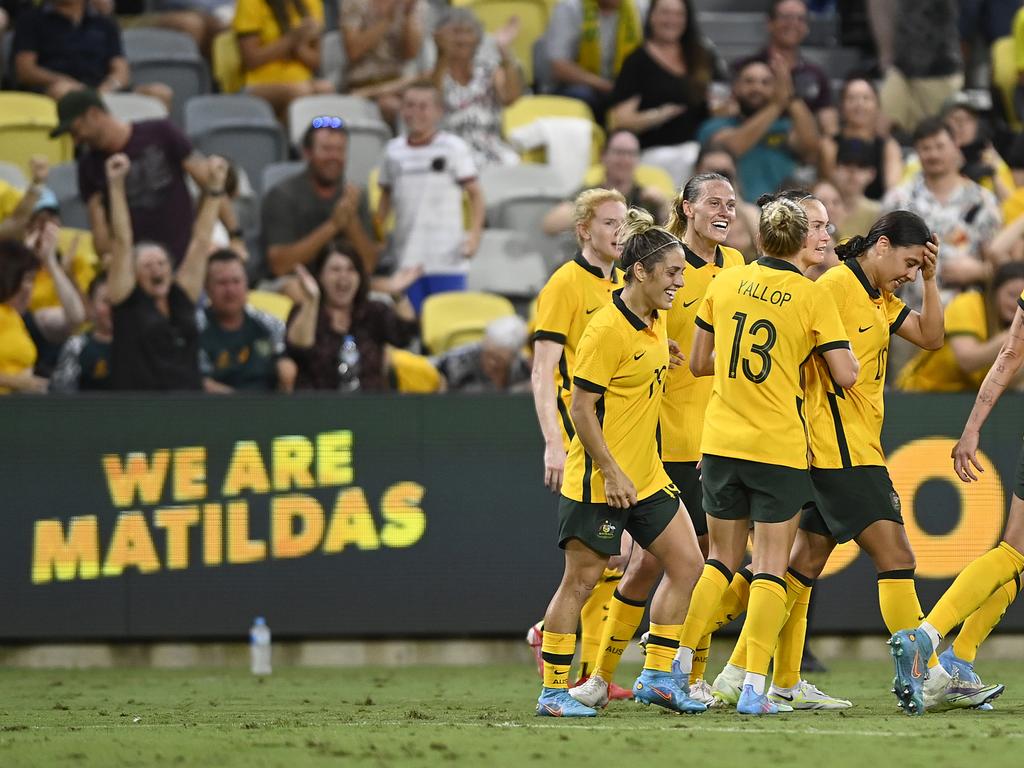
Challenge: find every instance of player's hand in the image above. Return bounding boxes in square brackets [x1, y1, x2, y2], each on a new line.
[921, 235, 938, 282]
[951, 429, 984, 482]
[543, 441, 565, 493]
[667, 338, 685, 369]
[603, 466, 638, 509]
[105, 153, 130, 182]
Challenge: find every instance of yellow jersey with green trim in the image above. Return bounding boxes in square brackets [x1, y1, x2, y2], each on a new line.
[896, 290, 989, 392]
[805, 259, 910, 469]
[662, 244, 745, 462]
[533, 253, 623, 448]
[696, 257, 850, 469]
[561, 290, 672, 504]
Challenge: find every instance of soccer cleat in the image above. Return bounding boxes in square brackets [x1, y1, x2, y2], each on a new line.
[633, 669, 707, 714]
[536, 687, 598, 717]
[769, 679, 853, 710]
[525, 621, 544, 677]
[688, 678, 718, 708]
[569, 674, 609, 708]
[607, 681, 635, 701]
[888, 629, 933, 715]
[924, 668, 1004, 712]
[711, 663, 745, 705]
[737, 684, 791, 715]
[938, 647, 980, 684]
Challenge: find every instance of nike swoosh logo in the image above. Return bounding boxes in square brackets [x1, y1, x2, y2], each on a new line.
[911, 651, 922, 679]
[609, 636, 628, 643]
[858, 325, 872, 333]
[682, 298, 699, 308]
[586, 307, 599, 314]
[774, 692, 794, 701]
[542, 704, 562, 716]
[633, 352, 645, 360]
[652, 687, 672, 701]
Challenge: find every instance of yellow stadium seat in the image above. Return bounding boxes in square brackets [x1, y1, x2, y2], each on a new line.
[421, 291, 516, 353]
[387, 347, 443, 393]
[457, 0, 549, 84]
[0, 93, 73, 174]
[503, 94, 604, 165]
[248, 290, 294, 324]
[212, 30, 245, 95]
[582, 163, 677, 201]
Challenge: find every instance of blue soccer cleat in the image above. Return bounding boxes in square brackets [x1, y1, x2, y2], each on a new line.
[737, 683, 791, 715]
[889, 629, 934, 716]
[938, 647, 980, 684]
[536, 687, 598, 717]
[633, 669, 707, 714]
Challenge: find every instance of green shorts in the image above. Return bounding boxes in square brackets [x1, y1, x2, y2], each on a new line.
[557, 488, 680, 556]
[800, 465, 903, 544]
[701, 454, 811, 524]
[665, 461, 707, 537]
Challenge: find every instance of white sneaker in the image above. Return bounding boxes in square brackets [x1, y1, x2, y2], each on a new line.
[769, 680, 853, 710]
[711, 663, 745, 705]
[569, 674, 609, 708]
[689, 678, 718, 707]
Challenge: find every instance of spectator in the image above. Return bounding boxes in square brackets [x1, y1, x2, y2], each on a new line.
[141, 1, 228, 57]
[542, 129, 668, 234]
[697, 58, 819, 201]
[881, 118, 1001, 308]
[0, 156, 48, 240]
[53, 89, 241, 268]
[233, 0, 333, 121]
[830, 138, 882, 241]
[286, 247, 419, 391]
[870, 0, 963, 135]
[1001, 132, 1024, 225]
[0, 239, 47, 394]
[24, 189, 97, 321]
[692, 142, 758, 261]
[12, 0, 171, 107]
[818, 77, 903, 201]
[897, 262, 1024, 391]
[50, 271, 114, 392]
[198, 249, 295, 392]
[377, 85, 485, 313]
[607, 0, 723, 181]
[942, 94, 1013, 202]
[432, 314, 531, 393]
[735, 0, 836, 134]
[546, 0, 649, 120]
[432, 8, 523, 168]
[105, 152, 228, 390]
[340, 0, 428, 126]
[262, 120, 378, 278]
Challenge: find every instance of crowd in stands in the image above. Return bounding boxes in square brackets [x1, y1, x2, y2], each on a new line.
[5, 0, 1024, 396]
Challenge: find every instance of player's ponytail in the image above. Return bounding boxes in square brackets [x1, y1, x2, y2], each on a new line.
[757, 197, 808, 259]
[835, 210, 931, 261]
[619, 207, 681, 283]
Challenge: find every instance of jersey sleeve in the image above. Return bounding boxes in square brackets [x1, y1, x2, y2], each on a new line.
[232, 0, 266, 35]
[694, 293, 714, 333]
[884, 291, 911, 333]
[810, 289, 851, 353]
[573, 322, 622, 394]
[946, 292, 987, 339]
[532, 274, 576, 344]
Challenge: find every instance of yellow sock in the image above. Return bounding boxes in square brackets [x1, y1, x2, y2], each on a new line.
[542, 630, 576, 689]
[953, 575, 1021, 663]
[578, 568, 620, 678]
[926, 542, 1024, 636]
[643, 623, 683, 673]
[679, 561, 732, 651]
[743, 575, 789, 677]
[772, 569, 813, 689]
[727, 631, 747, 670]
[877, 569, 939, 668]
[594, 590, 646, 682]
[704, 567, 753, 634]
[690, 634, 712, 684]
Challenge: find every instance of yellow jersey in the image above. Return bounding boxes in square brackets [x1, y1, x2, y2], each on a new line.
[562, 290, 672, 504]
[896, 291, 988, 392]
[805, 259, 910, 469]
[662, 243, 745, 462]
[533, 253, 623, 448]
[233, 0, 325, 86]
[0, 304, 37, 395]
[697, 257, 850, 469]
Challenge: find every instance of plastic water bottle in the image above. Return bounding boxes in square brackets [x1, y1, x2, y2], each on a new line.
[337, 335, 361, 392]
[250, 617, 272, 676]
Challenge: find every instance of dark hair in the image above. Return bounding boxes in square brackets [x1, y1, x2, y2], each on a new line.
[835, 137, 877, 168]
[301, 121, 348, 150]
[833, 210, 931, 261]
[733, 57, 771, 81]
[265, 0, 309, 34]
[313, 244, 369, 308]
[618, 208, 681, 282]
[643, 0, 714, 100]
[769, 0, 806, 19]
[205, 248, 246, 281]
[0, 239, 38, 303]
[667, 172, 732, 238]
[839, 75, 879, 105]
[87, 270, 107, 299]
[992, 261, 1024, 292]
[756, 188, 819, 208]
[912, 117, 954, 145]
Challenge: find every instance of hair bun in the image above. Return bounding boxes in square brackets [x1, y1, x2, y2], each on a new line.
[834, 235, 867, 261]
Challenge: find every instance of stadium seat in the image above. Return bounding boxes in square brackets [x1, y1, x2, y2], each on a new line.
[421, 291, 516, 353]
[47, 162, 90, 230]
[502, 94, 604, 168]
[212, 30, 245, 95]
[467, 228, 549, 298]
[479, 163, 572, 247]
[0, 161, 26, 188]
[992, 36, 1019, 130]
[320, 30, 348, 92]
[102, 92, 168, 123]
[457, 0, 549, 84]
[185, 94, 286, 194]
[799, 46, 865, 82]
[0, 93, 73, 174]
[287, 94, 384, 145]
[261, 160, 306, 195]
[122, 28, 211, 125]
[247, 290, 294, 324]
[582, 163, 677, 201]
[697, 11, 768, 50]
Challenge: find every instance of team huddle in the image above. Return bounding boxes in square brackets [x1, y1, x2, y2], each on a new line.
[527, 173, 1024, 718]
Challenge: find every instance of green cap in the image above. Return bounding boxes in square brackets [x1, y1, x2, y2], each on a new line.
[50, 90, 106, 138]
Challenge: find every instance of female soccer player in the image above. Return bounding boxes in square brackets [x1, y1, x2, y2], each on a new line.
[536, 209, 706, 717]
[674, 196, 859, 716]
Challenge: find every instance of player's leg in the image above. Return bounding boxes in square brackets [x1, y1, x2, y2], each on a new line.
[946, 576, 1020, 678]
[577, 532, 632, 682]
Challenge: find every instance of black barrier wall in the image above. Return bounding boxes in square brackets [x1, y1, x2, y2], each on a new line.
[1, 393, 1021, 640]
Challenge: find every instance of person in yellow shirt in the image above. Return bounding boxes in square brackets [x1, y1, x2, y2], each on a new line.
[897, 262, 1024, 392]
[0, 156, 48, 240]
[0, 239, 44, 394]
[537, 209, 706, 717]
[674, 195, 859, 716]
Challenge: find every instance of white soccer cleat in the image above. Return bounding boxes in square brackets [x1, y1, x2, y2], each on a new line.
[688, 678, 718, 708]
[569, 673, 610, 709]
[924, 665, 1004, 711]
[711, 663, 745, 705]
[769, 679, 853, 710]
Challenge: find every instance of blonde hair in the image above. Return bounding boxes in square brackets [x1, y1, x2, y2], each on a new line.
[619, 207, 681, 282]
[573, 187, 627, 246]
[758, 198, 808, 259]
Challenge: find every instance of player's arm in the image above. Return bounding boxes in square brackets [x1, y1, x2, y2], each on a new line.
[952, 304, 1024, 482]
[531, 338, 568, 493]
[894, 237, 943, 350]
[689, 324, 715, 377]
[820, 346, 859, 389]
[570, 386, 637, 509]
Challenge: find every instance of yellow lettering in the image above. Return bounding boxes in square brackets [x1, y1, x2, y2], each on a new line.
[32, 516, 100, 584]
[317, 430, 353, 486]
[272, 494, 325, 559]
[172, 447, 207, 501]
[102, 512, 160, 577]
[203, 503, 223, 566]
[271, 436, 315, 491]
[102, 450, 169, 507]
[227, 500, 266, 563]
[154, 506, 200, 570]
[323, 487, 379, 552]
[222, 441, 270, 496]
[379, 482, 426, 548]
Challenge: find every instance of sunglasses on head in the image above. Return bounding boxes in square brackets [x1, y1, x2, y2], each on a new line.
[310, 116, 346, 129]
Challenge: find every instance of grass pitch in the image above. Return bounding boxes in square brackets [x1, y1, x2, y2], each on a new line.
[0, 657, 1021, 767]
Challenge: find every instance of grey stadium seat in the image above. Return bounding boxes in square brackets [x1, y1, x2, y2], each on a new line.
[102, 92, 168, 123]
[47, 162, 89, 230]
[467, 229, 549, 299]
[122, 28, 210, 125]
[261, 161, 305, 195]
[698, 12, 768, 50]
[0, 161, 26, 188]
[479, 164, 573, 265]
